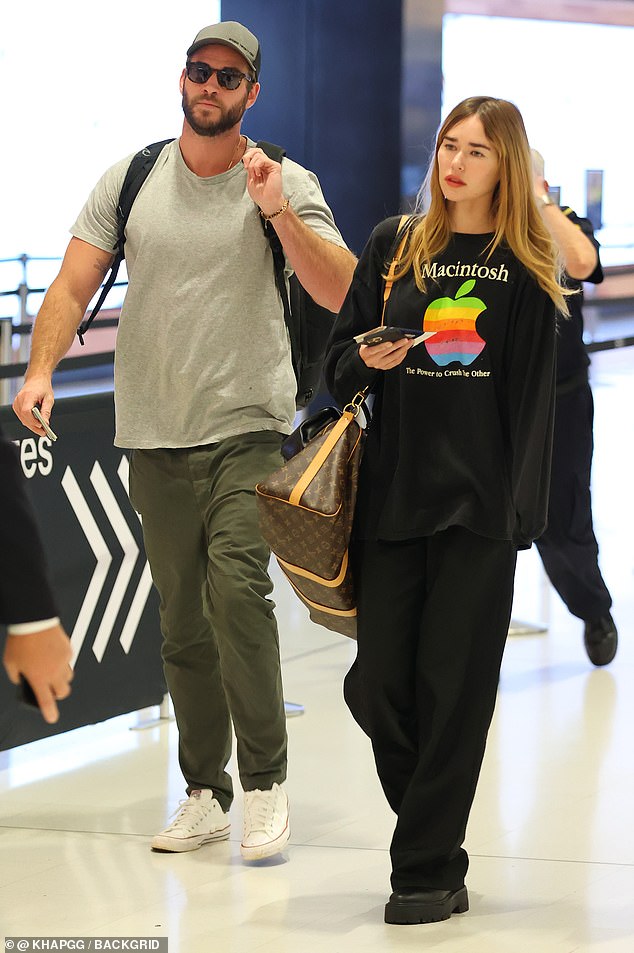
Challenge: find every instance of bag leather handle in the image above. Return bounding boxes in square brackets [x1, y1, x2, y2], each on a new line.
[289, 410, 355, 506]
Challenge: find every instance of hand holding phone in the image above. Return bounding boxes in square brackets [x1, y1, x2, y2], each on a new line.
[354, 326, 436, 347]
[18, 674, 39, 711]
[31, 405, 58, 442]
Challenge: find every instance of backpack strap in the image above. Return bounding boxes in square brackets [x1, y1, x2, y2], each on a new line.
[77, 138, 174, 344]
[255, 140, 288, 285]
[254, 141, 301, 380]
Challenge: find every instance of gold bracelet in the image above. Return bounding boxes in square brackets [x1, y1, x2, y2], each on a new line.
[260, 198, 290, 221]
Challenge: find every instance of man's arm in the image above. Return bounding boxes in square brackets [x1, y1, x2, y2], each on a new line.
[534, 176, 598, 280]
[243, 147, 356, 312]
[13, 237, 114, 435]
[266, 207, 357, 312]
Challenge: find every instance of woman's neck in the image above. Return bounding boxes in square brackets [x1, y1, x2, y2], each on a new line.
[447, 200, 495, 234]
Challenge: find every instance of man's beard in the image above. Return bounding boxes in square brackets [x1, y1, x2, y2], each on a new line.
[182, 87, 248, 137]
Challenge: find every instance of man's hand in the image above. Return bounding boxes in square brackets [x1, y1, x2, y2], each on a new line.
[13, 374, 55, 437]
[4, 625, 73, 724]
[243, 147, 286, 217]
[242, 147, 356, 311]
[533, 171, 549, 202]
[359, 338, 414, 370]
[532, 170, 598, 279]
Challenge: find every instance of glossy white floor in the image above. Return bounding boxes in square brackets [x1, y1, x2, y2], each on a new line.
[1, 347, 632, 952]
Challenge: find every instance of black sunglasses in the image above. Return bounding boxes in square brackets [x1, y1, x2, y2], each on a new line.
[185, 61, 254, 90]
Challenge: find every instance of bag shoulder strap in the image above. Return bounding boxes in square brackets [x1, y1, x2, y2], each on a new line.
[380, 213, 416, 325]
[77, 138, 175, 344]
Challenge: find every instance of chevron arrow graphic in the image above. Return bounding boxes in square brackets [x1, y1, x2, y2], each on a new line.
[62, 458, 154, 665]
[117, 456, 154, 654]
[89, 461, 140, 662]
[61, 466, 112, 666]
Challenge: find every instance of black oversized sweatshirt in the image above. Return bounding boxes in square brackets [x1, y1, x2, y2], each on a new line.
[324, 217, 558, 550]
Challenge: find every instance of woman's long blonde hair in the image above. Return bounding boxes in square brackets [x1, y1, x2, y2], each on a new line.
[396, 96, 569, 313]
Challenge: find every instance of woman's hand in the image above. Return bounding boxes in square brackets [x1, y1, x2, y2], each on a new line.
[359, 338, 414, 370]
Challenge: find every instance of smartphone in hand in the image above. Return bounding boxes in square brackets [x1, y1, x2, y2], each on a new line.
[354, 326, 436, 347]
[31, 405, 58, 442]
[18, 674, 39, 711]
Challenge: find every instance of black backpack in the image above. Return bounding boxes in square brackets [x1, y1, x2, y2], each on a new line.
[77, 139, 336, 408]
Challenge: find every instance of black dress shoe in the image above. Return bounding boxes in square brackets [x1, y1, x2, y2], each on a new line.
[384, 885, 469, 924]
[584, 613, 618, 666]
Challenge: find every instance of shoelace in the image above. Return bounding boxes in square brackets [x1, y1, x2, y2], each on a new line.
[165, 794, 210, 832]
[244, 790, 276, 833]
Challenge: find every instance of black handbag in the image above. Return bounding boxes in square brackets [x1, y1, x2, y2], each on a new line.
[281, 405, 342, 461]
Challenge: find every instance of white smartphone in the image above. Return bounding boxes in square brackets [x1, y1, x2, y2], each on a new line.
[31, 406, 58, 442]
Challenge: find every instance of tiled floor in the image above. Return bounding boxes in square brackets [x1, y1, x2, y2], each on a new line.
[1, 346, 632, 951]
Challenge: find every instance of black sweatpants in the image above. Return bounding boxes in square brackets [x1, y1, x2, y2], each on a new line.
[346, 527, 517, 892]
[535, 383, 612, 621]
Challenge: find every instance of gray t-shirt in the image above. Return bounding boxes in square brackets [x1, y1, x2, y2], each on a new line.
[71, 138, 348, 449]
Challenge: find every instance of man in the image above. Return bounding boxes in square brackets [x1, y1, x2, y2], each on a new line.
[532, 149, 617, 666]
[1, 425, 73, 723]
[13, 21, 356, 859]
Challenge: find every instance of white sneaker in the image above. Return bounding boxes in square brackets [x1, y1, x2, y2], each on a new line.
[241, 782, 290, 860]
[151, 789, 230, 853]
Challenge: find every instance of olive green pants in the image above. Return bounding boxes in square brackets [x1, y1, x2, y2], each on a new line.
[128, 431, 287, 812]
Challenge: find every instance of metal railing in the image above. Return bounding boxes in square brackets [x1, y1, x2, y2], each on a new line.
[2, 252, 634, 406]
[0, 253, 123, 405]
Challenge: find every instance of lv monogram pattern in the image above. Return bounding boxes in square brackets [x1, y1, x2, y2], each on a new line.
[256, 418, 364, 639]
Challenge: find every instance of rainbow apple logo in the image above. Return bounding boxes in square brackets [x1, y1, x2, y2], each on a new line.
[423, 279, 486, 366]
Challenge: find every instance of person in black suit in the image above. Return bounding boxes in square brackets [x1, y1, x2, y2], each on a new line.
[532, 150, 617, 666]
[1, 422, 73, 721]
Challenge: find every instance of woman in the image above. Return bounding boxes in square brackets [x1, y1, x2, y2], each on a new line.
[324, 97, 568, 925]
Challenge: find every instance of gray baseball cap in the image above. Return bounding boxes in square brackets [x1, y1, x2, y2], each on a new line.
[186, 21, 261, 79]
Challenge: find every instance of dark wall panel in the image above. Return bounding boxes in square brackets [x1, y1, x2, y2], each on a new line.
[222, 0, 402, 254]
[401, 0, 444, 208]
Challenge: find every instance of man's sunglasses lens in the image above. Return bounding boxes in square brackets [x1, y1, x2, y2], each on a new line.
[186, 63, 248, 90]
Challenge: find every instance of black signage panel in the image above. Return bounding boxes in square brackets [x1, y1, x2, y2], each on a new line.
[0, 393, 165, 748]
